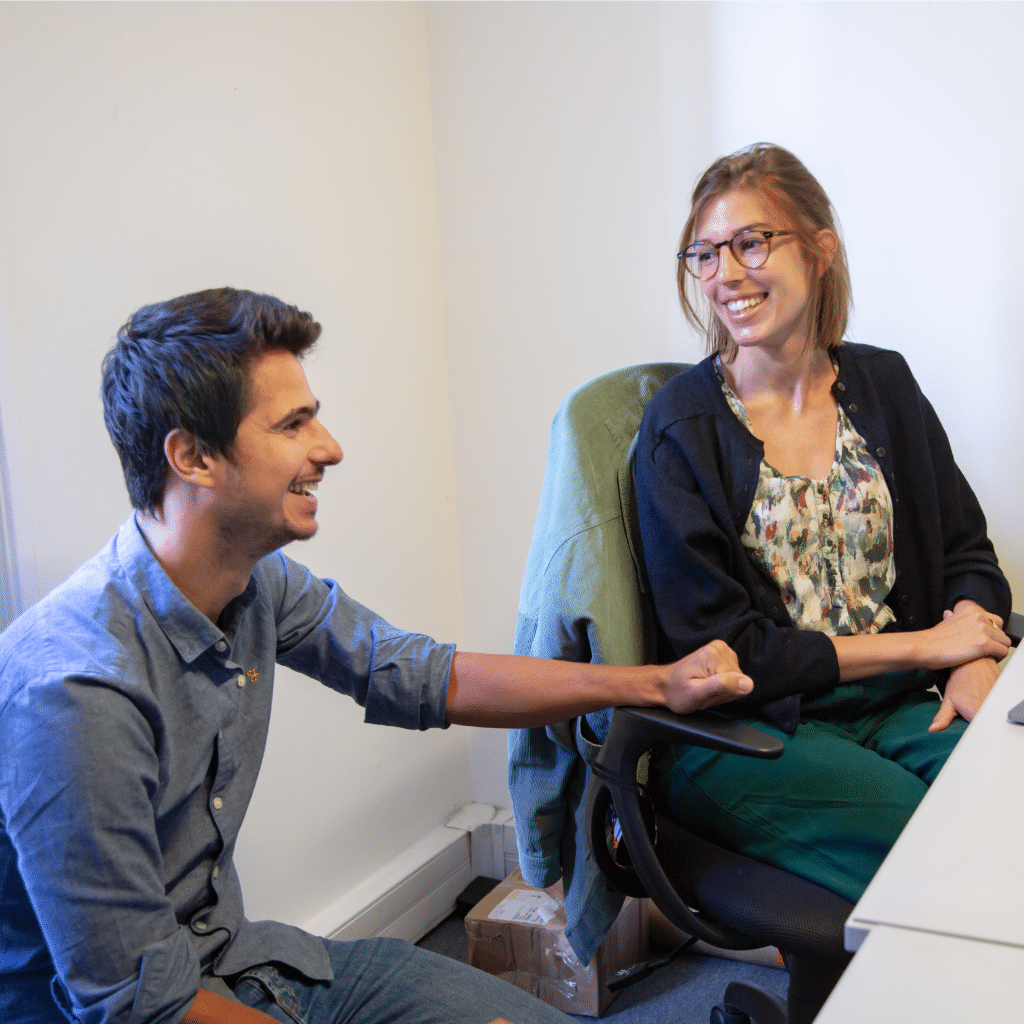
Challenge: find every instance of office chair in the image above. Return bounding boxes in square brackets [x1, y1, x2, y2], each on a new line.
[511, 363, 1022, 1024]
[587, 706, 853, 1024]
[588, 638, 1022, 1024]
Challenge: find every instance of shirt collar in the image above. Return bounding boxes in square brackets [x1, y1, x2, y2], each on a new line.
[115, 514, 259, 665]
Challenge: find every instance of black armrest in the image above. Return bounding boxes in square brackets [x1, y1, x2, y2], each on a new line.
[1008, 610, 1023, 647]
[590, 706, 782, 790]
[586, 705, 786, 949]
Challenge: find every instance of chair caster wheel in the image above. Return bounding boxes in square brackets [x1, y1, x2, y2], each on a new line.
[710, 1006, 750, 1024]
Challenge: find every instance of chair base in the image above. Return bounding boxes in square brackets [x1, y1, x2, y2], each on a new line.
[710, 981, 787, 1024]
[708, 945, 852, 1024]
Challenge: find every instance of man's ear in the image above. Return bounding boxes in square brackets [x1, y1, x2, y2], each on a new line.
[164, 429, 219, 488]
[816, 229, 838, 275]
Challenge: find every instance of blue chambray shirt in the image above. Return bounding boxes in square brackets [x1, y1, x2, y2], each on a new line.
[0, 515, 454, 1024]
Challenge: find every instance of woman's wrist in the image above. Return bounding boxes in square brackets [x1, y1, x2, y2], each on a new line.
[831, 631, 921, 681]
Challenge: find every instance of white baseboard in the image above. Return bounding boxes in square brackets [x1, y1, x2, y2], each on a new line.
[301, 803, 519, 946]
[447, 802, 519, 880]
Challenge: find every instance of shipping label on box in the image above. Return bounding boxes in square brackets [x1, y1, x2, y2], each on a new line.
[464, 869, 647, 1017]
[488, 888, 560, 926]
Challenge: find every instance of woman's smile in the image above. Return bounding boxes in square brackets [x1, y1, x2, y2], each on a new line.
[696, 187, 816, 356]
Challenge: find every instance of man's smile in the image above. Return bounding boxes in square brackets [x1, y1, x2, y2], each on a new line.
[288, 479, 321, 498]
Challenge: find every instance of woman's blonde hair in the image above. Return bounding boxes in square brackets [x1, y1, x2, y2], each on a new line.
[678, 143, 852, 361]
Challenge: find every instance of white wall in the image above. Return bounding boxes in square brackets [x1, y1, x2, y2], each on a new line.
[702, 0, 1024, 602]
[426, 1, 716, 806]
[1, 0, 1021, 927]
[0, 1, 470, 928]
[428, 0, 1024, 805]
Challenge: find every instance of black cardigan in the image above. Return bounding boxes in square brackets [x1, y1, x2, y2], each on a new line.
[634, 343, 1012, 733]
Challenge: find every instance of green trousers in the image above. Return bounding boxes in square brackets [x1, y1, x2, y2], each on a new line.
[654, 671, 966, 903]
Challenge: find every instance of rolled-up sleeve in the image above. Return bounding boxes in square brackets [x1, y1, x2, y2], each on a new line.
[266, 552, 455, 730]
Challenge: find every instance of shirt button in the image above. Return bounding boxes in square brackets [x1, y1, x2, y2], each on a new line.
[213, 797, 223, 810]
[215, 640, 227, 653]
[195, 921, 208, 931]
[237, 674, 246, 687]
[213, 866, 220, 879]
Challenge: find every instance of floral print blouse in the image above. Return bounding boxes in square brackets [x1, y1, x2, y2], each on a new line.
[718, 362, 896, 637]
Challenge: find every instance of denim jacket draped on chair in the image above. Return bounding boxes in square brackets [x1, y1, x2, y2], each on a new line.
[507, 363, 687, 965]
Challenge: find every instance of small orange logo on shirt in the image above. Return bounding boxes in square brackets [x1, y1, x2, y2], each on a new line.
[246, 668, 259, 684]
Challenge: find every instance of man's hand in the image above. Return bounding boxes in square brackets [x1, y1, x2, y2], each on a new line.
[929, 656, 1001, 732]
[183, 988, 280, 1024]
[661, 639, 753, 714]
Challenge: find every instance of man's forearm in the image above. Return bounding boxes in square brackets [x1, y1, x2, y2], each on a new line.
[445, 653, 660, 727]
[182, 987, 279, 1024]
[445, 644, 752, 727]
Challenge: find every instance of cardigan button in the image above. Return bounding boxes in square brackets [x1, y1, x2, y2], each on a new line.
[836, 382, 846, 391]
[848, 403, 858, 413]
[876, 447, 886, 458]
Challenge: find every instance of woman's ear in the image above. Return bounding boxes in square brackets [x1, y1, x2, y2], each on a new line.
[164, 429, 218, 489]
[816, 229, 838, 275]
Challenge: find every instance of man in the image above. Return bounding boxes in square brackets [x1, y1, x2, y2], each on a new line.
[0, 288, 752, 1024]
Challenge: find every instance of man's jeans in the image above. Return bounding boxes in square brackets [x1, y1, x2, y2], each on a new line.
[233, 937, 574, 1024]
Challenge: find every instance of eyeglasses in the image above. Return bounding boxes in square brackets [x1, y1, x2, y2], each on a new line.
[679, 229, 794, 281]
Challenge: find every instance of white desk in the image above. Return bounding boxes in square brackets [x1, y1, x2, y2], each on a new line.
[845, 646, 1024, 953]
[817, 925, 1024, 1023]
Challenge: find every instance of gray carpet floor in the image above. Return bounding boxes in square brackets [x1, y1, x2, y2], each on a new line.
[417, 913, 789, 1024]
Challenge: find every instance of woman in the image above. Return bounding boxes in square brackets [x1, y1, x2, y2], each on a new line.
[634, 143, 1012, 902]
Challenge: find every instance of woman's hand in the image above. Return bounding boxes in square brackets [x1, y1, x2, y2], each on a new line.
[833, 599, 1010, 683]
[924, 601, 1007, 730]
[929, 656, 1002, 731]
[916, 600, 1011, 671]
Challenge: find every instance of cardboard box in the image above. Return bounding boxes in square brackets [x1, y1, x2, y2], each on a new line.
[464, 869, 648, 1016]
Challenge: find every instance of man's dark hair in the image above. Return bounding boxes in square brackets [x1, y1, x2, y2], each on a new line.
[101, 287, 321, 512]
